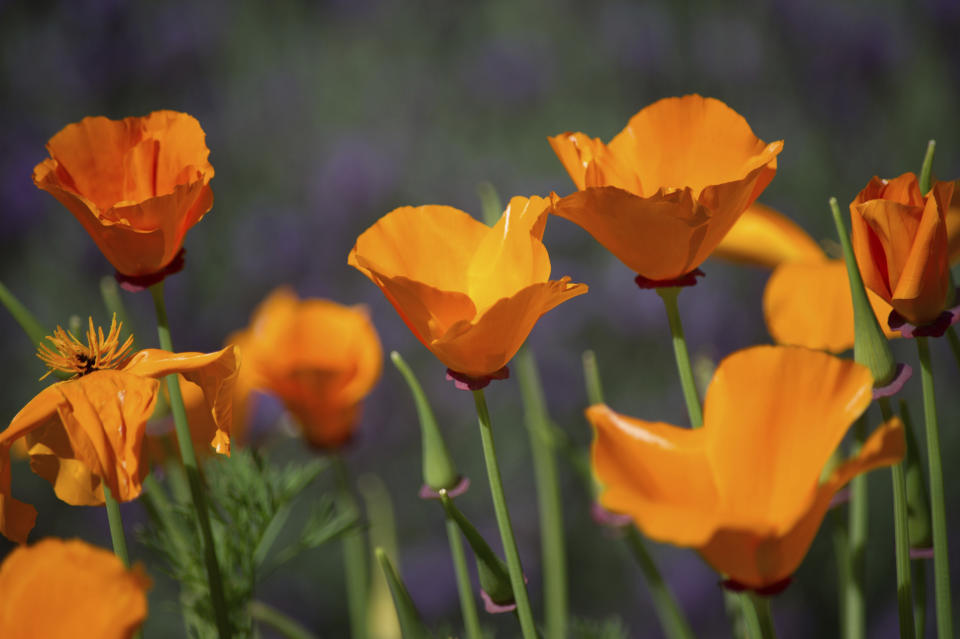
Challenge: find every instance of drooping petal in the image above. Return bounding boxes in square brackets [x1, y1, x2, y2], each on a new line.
[0, 538, 150, 639]
[588, 404, 719, 545]
[713, 202, 826, 268]
[703, 346, 873, 533]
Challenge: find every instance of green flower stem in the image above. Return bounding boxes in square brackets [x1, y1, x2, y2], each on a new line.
[516, 349, 567, 639]
[656, 287, 703, 428]
[945, 327, 960, 373]
[582, 350, 605, 405]
[623, 527, 695, 639]
[103, 485, 130, 565]
[332, 455, 369, 639]
[443, 509, 482, 639]
[915, 337, 953, 639]
[878, 397, 917, 639]
[845, 417, 868, 639]
[0, 280, 47, 348]
[915, 560, 928, 639]
[919, 140, 936, 194]
[149, 282, 231, 639]
[471, 389, 538, 639]
[249, 600, 319, 639]
[750, 595, 778, 639]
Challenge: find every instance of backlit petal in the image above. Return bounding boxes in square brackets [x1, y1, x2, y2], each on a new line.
[713, 202, 826, 268]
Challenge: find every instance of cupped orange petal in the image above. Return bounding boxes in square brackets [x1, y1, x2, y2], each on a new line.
[0, 538, 150, 639]
[588, 404, 719, 546]
[713, 202, 827, 268]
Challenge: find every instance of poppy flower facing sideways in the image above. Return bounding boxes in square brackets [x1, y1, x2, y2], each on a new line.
[228, 288, 382, 449]
[588, 345, 904, 590]
[33, 110, 214, 282]
[0, 316, 238, 544]
[851, 173, 955, 327]
[0, 538, 150, 639]
[549, 95, 783, 283]
[349, 196, 588, 379]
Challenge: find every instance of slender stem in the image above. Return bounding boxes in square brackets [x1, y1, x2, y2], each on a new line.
[845, 417, 868, 639]
[149, 283, 231, 639]
[582, 350, 605, 405]
[946, 327, 960, 373]
[516, 349, 567, 639]
[740, 593, 763, 639]
[249, 600, 318, 639]
[878, 397, 917, 639]
[444, 512, 482, 639]
[656, 287, 702, 428]
[103, 486, 130, 565]
[332, 455, 369, 639]
[471, 389, 539, 639]
[919, 139, 936, 194]
[915, 337, 953, 639]
[914, 560, 927, 639]
[751, 595, 778, 639]
[623, 527, 695, 639]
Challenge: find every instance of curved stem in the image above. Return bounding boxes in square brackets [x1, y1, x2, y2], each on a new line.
[916, 337, 953, 639]
[472, 389, 539, 639]
[751, 595, 778, 639]
[332, 455, 369, 639]
[623, 528, 695, 639]
[103, 486, 130, 565]
[845, 417, 868, 639]
[149, 282, 231, 639]
[656, 287, 702, 428]
[249, 600, 318, 639]
[444, 513, 482, 639]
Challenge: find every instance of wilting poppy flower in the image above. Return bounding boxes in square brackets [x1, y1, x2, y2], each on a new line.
[0, 538, 150, 639]
[32, 111, 214, 281]
[0, 316, 238, 544]
[850, 173, 955, 326]
[348, 196, 587, 378]
[589, 345, 904, 590]
[228, 288, 381, 448]
[549, 95, 783, 282]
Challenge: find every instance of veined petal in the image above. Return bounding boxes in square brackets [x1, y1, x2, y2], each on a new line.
[548, 132, 616, 191]
[713, 202, 826, 268]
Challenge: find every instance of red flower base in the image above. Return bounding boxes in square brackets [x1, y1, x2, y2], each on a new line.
[887, 290, 960, 338]
[114, 249, 186, 292]
[872, 363, 913, 400]
[445, 366, 510, 391]
[721, 576, 792, 596]
[634, 268, 705, 290]
[418, 476, 470, 500]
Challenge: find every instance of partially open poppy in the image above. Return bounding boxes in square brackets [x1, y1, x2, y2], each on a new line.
[589, 345, 904, 590]
[228, 288, 382, 448]
[33, 111, 214, 281]
[0, 317, 238, 544]
[549, 95, 783, 282]
[0, 538, 150, 639]
[348, 196, 587, 378]
[850, 173, 955, 326]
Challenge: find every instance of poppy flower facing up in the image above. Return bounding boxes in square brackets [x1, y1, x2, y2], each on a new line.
[0, 538, 150, 639]
[0, 316, 238, 544]
[588, 345, 904, 590]
[228, 288, 382, 449]
[348, 196, 587, 379]
[32, 111, 214, 283]
[851, 173, 955, 327]
[549, 95, 783, 283]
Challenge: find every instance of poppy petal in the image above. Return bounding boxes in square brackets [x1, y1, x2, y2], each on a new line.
[713, 202, 826, 268]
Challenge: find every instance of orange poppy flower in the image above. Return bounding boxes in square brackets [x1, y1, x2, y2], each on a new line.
[349, 196, 587, 379]
[850, 173, 955, 326]
[228, 288, 382, 448]
[589, 345, 904, 590]
[32, 110, 214, 280]
[0, 538, 150, 639]
[0, 317, 238, 544]
[549, 95, 783, 282]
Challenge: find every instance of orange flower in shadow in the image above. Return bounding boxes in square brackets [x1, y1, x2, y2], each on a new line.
[851, 173, 955, 326]
[228, 288, 382, 449]
[0, 317, 238, 543]
[0, 538, 150, 639]
[33, 111, 214, 279]
[588, 345, 904, 590]
[349, 196, 587, 378]
[549, 95, 783, 281]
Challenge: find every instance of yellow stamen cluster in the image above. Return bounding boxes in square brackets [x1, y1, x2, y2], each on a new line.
[37, 314, 134, 380]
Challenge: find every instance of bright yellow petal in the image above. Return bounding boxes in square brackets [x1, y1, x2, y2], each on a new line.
[713, 202, 826, 268]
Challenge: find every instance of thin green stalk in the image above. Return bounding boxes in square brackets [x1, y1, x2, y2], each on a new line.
[919, 140, 936, 194]
[878, 397, 917, 639]
[516, 349, 566, 639]
[915, 337, 953, 639]
[471, 389, 538, 639]
[845, 417, 868, 639]
[103, 485, 130, 565]
[946, 327, 960, 373]
[582, 350, 605, 405]
[656, 287, 702, 428]
[750, 595, 778, 639]
[444, 511, 482, 639]
[623, 528, 695, 639]
[249, 600, 318, 639]
[149, 282, 231, 639]
[914, 560, 927, 639]
[332, 455, 369, 639]
[740, 593, 763, 639]
[0, 280, 47, 347]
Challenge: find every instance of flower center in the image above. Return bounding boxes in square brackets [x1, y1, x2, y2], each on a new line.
[37, 314, 134, 380]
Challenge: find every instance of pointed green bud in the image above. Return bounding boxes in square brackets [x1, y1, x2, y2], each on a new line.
[919, 139, 936, 194]
[0, 280, 47, 348]
[440, 491, 514, 606]
[477, 182, 503, 227]
[375, 547, 433, 639]
[391, 351, 461, 492]
[829, 197, 897, 386]
[899, 400, 933, 549]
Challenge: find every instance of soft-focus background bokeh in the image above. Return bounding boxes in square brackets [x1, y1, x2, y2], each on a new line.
[2, 1, 960, 636]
